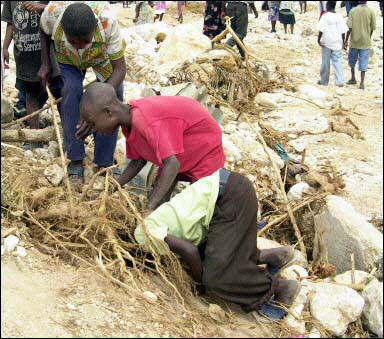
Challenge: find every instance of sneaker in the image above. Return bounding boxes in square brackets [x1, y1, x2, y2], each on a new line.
[13, 103, 27, 120]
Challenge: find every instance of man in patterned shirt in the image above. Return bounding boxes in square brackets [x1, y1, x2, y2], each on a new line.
[38, 1, 127, 185]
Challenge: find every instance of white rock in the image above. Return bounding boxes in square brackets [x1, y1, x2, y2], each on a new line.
[298, 85, 327, 101]
[222, 137, 242, 161]
[313, 195, 383, 273]
[310, 282, 365, 336]
[16, 246, 27, 257]
[24, 150, 34, 159]
[1, 246, 5, 256]
[287, 182, 311, 201]
[143, 291, 158, 304]
[336, 88, 345, 96]
[280, 265, 308, 281]
[306, 327, 321, 338]
[4, 235, 20, 253]
[334, 270, 369, 285]
[44, 164, 64, 186]
[1, 96, 14, 123]
[66, 303, 77, 311]
[362, 279, 383, 337]
[255, 92, 279, 109]
[47, 141, 60, 158]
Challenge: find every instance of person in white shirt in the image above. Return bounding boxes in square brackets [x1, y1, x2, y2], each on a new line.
[317, 1, 348, 86]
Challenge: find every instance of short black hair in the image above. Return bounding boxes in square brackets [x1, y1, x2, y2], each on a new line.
[61, 3, 97, 37]
[326, 1, 337, 11]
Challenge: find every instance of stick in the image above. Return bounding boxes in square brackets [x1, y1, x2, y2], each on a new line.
[1, 142, 24, 152]
[46, 86, 74, 219]
[258, 193, 329, 236]
[284, 93, 325, 109]
[1, 80, 96, 129]
[351, 253, 356, 285]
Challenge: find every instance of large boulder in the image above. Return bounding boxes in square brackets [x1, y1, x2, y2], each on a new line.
[158, 24, 211, 65]
[310, 282, 365, 336]
[362, 279, 383, 337]
[313, 195, 383, 273]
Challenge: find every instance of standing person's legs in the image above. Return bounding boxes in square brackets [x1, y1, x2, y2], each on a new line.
[319, 47, 331, 86]
[331, 49, 344, 86]
[347, 48, 359, 84]
[57, 63, 86, 178]
[290, 24, 294, 34]
[357, 48, 370, 90]
[226, 3, 248, 58]
[25, 83, 41, 130]
[93, 81, 124, 168]
[283, 23, 287, 33]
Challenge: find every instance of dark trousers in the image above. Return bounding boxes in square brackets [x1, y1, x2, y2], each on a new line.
[226, 2, 249, 58]
[58, 63, 123, 167]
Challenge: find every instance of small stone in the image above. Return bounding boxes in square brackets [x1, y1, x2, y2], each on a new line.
[287, 182, 311, 201]
[24, 150, 34, 159]
[4, 235, 20, 253]
[47, 141, 60, 158]
[143, 291, 158, 304]
[16, 246, 26, 257]
[280, 265, 308, 281]
[336, 88, 345, 96]
[44, 164, 64, 186]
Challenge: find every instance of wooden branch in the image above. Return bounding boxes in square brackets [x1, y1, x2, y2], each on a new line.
[46, 86, 74, 219]
[1, 126, 58, 142]
[258, 193, 329, 236]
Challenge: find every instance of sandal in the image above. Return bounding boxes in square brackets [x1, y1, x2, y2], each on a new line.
[347, 79, 357, 85]
[67, 162, 84, 184]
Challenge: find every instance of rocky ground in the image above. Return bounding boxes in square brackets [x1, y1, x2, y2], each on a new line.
[1, 1, 383, 338]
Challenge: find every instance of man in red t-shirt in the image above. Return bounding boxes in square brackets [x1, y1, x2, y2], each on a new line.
[77, 82, 226, 214]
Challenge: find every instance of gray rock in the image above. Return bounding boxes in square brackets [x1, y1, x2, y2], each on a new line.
[44, 164, 64, 186]
[47, 141, 60, 158]
[1, 96, 14, 123]
[362, 279, 383, 337]
[310, 282, 365, 336]
[313, 195, 383, 273]
[255, 92, 279, 109]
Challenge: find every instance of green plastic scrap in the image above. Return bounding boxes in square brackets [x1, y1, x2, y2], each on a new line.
[275, 143, 290, 163]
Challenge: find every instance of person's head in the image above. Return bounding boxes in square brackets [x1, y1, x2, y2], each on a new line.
[80, 83, 125, 136]
[358, 1, 367, 5]
[61, 3, 97, 49]
[326, 1, 336, 11]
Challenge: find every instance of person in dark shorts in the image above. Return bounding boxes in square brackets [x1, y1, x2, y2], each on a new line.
[1, 1, 50, 149]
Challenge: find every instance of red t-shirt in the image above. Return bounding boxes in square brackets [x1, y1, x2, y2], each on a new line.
[121, 96, 226, 182]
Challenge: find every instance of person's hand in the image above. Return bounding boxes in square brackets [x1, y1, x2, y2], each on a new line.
[38, 63, 52, 88]
[75, 119, 94, 141]
[343, 41, 348, 50]
[21, 1, 44, 11]
[254, 11, 259, 19]
[2, 48, 9, 69]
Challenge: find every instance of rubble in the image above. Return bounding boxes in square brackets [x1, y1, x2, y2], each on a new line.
[362, 278, 383, 337]
[314, 195, 383, 273]
[310, 282, 365, 336]
[44, 164, 65, 187]
[4, 235, 20, 253]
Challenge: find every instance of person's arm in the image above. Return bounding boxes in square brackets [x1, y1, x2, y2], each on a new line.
[318, 31, 323, 47]
[249, 2, 258, 18]
[117, 158, 147, 187]
[342, 32, 346, 49]
[345, 28, 352, 49]
[106, 57, 126, 92]
[38, 28, 53, 88]
[21, 1, 47, 12]
[147, 155, 180, 211]
[2, 23, 13, 67]
[164, 234, 203, 285]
